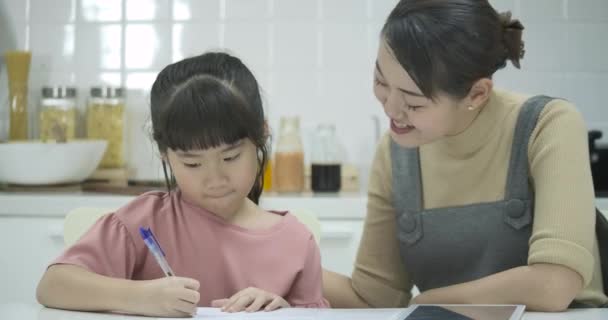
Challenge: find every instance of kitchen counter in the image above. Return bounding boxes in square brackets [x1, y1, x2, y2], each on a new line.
[2, 192, 607, 219]
[0, 191, 368, 219]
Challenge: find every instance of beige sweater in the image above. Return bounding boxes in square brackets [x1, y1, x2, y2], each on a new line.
[351, 89, 607, 307]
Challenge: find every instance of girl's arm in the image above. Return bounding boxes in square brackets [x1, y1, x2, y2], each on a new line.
[37, 264, 200, 317]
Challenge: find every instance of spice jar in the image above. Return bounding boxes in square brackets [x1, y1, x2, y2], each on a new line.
[274, 116, 305, 193]
[86, 86, 125, 168]
[39, 86, 77, 142]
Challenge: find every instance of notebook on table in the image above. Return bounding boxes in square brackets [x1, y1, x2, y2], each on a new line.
[403, 304, 526, 320]
[175, 305, 525, 320]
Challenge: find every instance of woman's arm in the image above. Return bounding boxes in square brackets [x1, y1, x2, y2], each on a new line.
[322, 269, 370, 308]
[37, 264, 200, 317]
[324, 133, 412, 308]
[414, 100, 596, 311]
[412, 263, 582, 311]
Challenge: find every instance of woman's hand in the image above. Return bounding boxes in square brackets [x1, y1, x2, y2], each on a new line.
[211, 287, 290, 312]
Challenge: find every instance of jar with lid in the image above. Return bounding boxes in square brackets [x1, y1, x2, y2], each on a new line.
[39, 86, 77, 142]
[310, 123, 343, 192]
[86, 86, 125, 168]
[274, 116, 305, 193]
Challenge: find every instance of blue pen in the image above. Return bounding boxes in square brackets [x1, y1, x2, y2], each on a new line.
[139, 227, 175, 277]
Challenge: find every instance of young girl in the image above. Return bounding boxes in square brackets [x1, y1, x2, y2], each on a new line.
[36, 52, 329, 317]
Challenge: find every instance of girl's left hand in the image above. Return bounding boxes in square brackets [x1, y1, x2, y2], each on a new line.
[211, 287, 290, 312]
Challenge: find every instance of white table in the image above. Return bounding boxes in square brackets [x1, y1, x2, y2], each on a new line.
[1, 303, 606, 320]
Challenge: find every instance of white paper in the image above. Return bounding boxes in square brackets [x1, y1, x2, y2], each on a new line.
[174, 307, 409, 320]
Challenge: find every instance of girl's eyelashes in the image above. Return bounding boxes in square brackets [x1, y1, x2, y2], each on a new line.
[183, 163, 201, 168]
[224, 153, 241, 162]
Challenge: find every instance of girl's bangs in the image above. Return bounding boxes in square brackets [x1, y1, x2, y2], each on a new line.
[160, 78, 257, 151]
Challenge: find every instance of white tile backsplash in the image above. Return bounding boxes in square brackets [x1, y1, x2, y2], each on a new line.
[566, 0, 608, 22]
[173, 0, 221, 21]
[172, 23, 222, 61]
[489, 0, 517, 15]
[0, 0, 607, 181]
[31, 0, 76, 23]
[566, 24, 608, 72]
[0, 0, 28, 23]
[268, 71, 320, 118]
[370, 0, 399, 21]
[75, 23, 122, 71]
[321, 23, 370, 71]
[225, 0, 270, 21]
[79, 0, 123, 22]
[29, 24, 75, 72]
[519, 0, 565, 22]
[520, 23, 571, 72]
[321, 0, 368, 21]
[125, 23, 171, 70]
[272, 0, 318, 20]
[224, 22, 270, 71]
[126, 0, 171, 21]
[273, 22, 318, 70]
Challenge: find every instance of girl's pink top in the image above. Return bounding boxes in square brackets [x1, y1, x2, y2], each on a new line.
[51, 190, 329, 307]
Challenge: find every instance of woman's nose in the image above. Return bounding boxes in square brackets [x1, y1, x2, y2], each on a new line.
[384, 92, 405, 120]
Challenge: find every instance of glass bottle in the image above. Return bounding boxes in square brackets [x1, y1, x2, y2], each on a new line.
[86, 86, 125, 168]
[39, 86, 77, 142]
[310, 123, 343, 192]
[5, 51, 31, 140]
[274, 116, 305, 193]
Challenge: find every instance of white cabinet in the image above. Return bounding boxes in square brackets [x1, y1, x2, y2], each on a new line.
[0, 216, 65, 304]
[319, 220, 364, 276]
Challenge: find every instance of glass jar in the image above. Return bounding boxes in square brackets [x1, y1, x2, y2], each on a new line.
[274, 116, 305, 193]
[39, 86, 77, 142]
[310, 123, 343, 192]
[86, 86, 125, 168]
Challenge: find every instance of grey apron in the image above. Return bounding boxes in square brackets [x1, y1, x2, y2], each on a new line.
[392, 95, 553, 292]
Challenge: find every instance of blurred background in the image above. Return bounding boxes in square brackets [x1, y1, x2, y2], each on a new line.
[1, 0, 607, 192]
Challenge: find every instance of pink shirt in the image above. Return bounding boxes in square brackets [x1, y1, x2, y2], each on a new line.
[52, 191, 329, 308]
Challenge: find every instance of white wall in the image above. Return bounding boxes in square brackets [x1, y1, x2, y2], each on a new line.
[0, 0, 607, 188]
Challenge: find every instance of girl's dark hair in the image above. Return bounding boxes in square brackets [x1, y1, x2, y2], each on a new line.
[382, 0, 525, 99]
[150, 52, 267, 204]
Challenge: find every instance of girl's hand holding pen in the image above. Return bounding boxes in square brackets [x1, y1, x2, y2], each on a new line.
[130, 277, 200, 317]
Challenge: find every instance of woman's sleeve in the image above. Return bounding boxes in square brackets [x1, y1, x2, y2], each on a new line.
[527, 99, 596, 286]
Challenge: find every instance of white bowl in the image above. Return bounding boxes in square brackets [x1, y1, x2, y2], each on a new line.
[0, 140, 108, 185]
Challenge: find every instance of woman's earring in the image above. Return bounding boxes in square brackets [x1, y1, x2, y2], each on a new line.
[467, 105, 475, 111]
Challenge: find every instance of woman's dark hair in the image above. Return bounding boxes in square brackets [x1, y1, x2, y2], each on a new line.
[382, 0, 525, 99]
[150, 51, 268, 204]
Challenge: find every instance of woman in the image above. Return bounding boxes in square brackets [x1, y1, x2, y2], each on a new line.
[323, 0, 608, 311]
